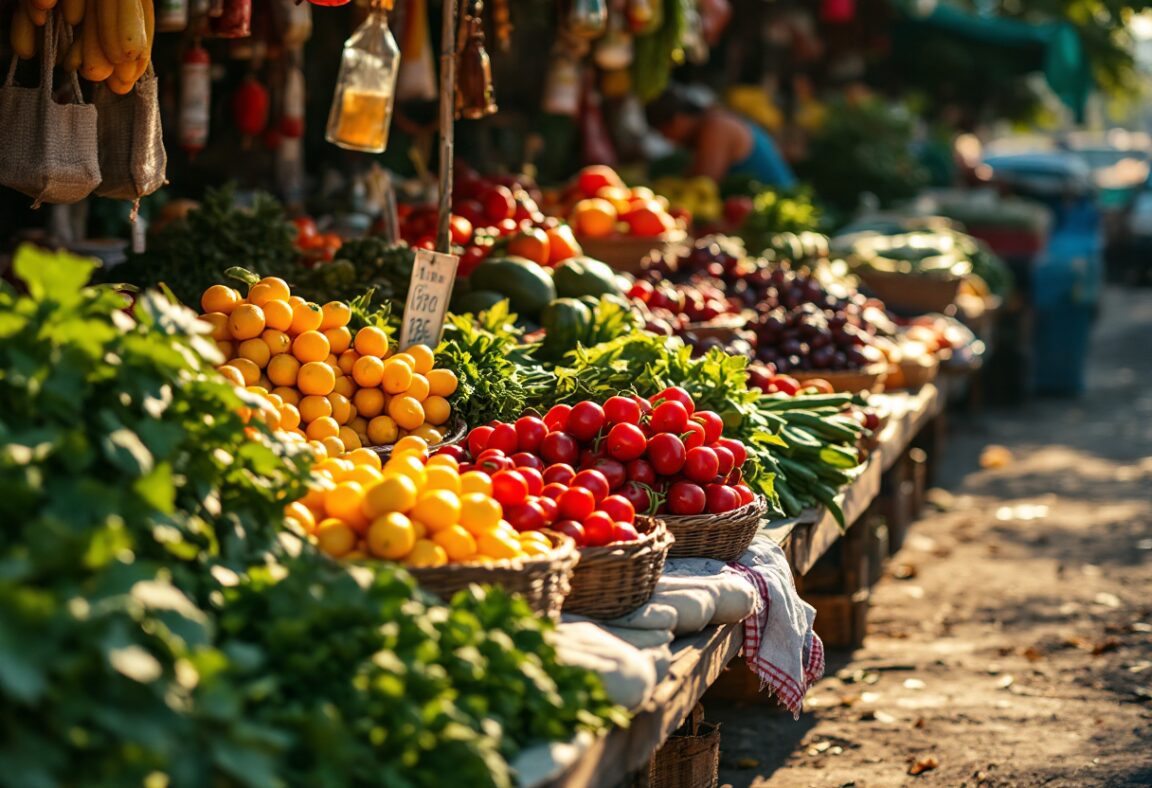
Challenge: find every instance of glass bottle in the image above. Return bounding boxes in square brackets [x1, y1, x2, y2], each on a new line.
[456, 0, 497, 119]
[567, 0, 607, 39]
[325, 6, 401, 153]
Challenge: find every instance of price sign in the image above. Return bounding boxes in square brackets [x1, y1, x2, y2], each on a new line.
[399, 248, 459, 348]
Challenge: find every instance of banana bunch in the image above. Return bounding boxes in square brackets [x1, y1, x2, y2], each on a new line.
[9, 0, 154, 95]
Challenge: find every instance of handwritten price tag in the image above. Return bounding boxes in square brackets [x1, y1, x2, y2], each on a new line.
[399, 248, 459, 348]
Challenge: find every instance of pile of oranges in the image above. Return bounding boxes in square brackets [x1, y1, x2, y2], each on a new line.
[561, 165, 679, 239]
[286, 436, 554, 567]
[199, 276, 458, 457]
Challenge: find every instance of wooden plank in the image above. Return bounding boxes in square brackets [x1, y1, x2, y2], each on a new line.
[533, 624, 744, 788]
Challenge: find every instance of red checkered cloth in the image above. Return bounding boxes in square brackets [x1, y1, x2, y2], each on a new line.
[727, 539, 825, 717]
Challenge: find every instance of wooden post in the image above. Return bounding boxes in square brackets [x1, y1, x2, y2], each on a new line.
[436, 0, 458, 254]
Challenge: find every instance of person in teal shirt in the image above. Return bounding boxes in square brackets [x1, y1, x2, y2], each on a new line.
[646, 85, 796, 187]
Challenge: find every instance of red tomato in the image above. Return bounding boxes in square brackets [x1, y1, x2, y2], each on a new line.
[476, 448, 512, 473]
[589, 457, 626, 491]
[481, 184, 515, 223]
[603, 395, 641, 425]
[542, 482, 568, 501]
[413, 235, 436, 250]
[542, 463, 576, 486]
[535, 495, 559, 523]
[682, 420, 706, 450]
[632, 395, 653, 417]
[646, 433, 686, 476]
[667, 481, 706, 515]
[583, 512, 616, 546]
[486, 423, 519, 454]
[491, 470, 529, 506]
[649, 400, 690, 434]
[557, 487, 595, 521]
[449, 214, 473, 245]
[434, 444, 468, 463]
[511, 452, 544, 472]
[612, 521, 640, 542]
[504, 501, 544, 532]
[496, 218, 519, 236]
[454, 198, 487, 229]
[692, 410, 724, 444]
[652, 386, 695, 415]
[619, 481, 653, 515]
[552, 519, 586, 545]
[683, 447, 720, 484]
[566, 401, 606, 443]
[467, 425, 494, 457]
[705, 484, 740, 513]
[572, 469, 610, 502]
[605, 423, 646, 462]
[517, 467, 544, 496]
[712, 446, 735, 479]
[292, 216, 317, 246]
[717, 438, 747, 468]
[544, 404, 572, 432]
[626, 459, 656, 485]
[598, 494, 635, 523]
[540, 432, 580, 466]
[734, 484, 755, 506]
[514, 416, 548, 453]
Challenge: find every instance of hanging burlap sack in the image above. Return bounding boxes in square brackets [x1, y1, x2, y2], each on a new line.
[94, 65, 168, 202]
[0, 13, 100, 207]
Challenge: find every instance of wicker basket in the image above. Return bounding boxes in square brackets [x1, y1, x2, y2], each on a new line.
[409, 532, 579, 620]
[791, 364, 888, 394]
[662, 495, 767, 561]
[682, 313, 752, 343]
[563, 518, 673, 619]
[648, 705, 720, 788]
[577, 231, 688, 274]
[857, 269, 961, 315]
[368, 415, 468, 462]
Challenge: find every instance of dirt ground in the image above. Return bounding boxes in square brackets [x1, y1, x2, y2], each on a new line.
[712, 286, 1152, 788]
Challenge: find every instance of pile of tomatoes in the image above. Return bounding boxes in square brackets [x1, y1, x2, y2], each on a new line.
[434, 387, 756, 548]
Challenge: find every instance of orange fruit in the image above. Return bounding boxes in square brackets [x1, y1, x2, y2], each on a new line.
[298, 362, 336, 397]
[323, 435, 346, 457]
[201, 285, 242, 315]
[353, 326, 389, 358]
[284, 501, 316, 533]
[381, 359, 414, 394]
[327, 392, 353, 424]
[238, 338, 271, 369]
[389, 353, 416, 369]
[411, 490, 460, 532]
[201, 312, 231, 341]
[338, 427, 362, 450]
[366, 512, 416, 559]
[215, 340, 235, 359]
[262, 299, 294, 332]
[262, 329, 292, 356]
[279, 403, 301, 431]
[622, 201, 675, 238]
[392, 436, 428, 456]
[333, 375, 355, 399]
[337, 350, 360, 375]
[307, 416, 341, 442]
[325, 481, 369, 529]
[228, 357, 261, 386]
[383, 453, 427, 488]
[324, 326, 352, 355]
[570, 198, 617, 238]
[217, 364, 246, 387]
[257, 276, 291, 302]
[431, 524, 476, 562]
[292, 330, 330, 363]
[423, 395, 451, 426]
[320, 301, 352, 330]
[426, 453, 459, 471]
[363, 472, 419, 518]
[477, 531, 522, 561]
[290, 301, 324, 334]
[315, 518, 357, 557]
[267, 354, 300, 387]
[459, 471, 492, 496]
[352, 355, 385, 388]
[247, 282, 279, 307]
[595, 185, 633, 216]
[301, 474, 336, 510]
[344, 465, 383, 488]
[410, 424, 443, 445]
[299, 395, 333, 423]
[273, 385, 301, 406]
[228, 304, 266, 341]
[405, 539, 448, 568]
[353, 387, 386, 419]
[388, 396, 425, 431]
[346, 447, 382, 470]
[403, 345, 436, 375]
[426, 369, 459, 397]
[405, 374, 430, 402]
[367, 415, 399, 446]
[546, 224, 583, 265]
[507, 227, 551, 267]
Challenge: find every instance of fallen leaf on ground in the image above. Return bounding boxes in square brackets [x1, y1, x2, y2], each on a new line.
[1092, 638, 1121, 655]
[734, 757, 759, 769]
[1021, 646, 1045, 662]
[913, 717, 926, 729]
[908, 755, 939, 775]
